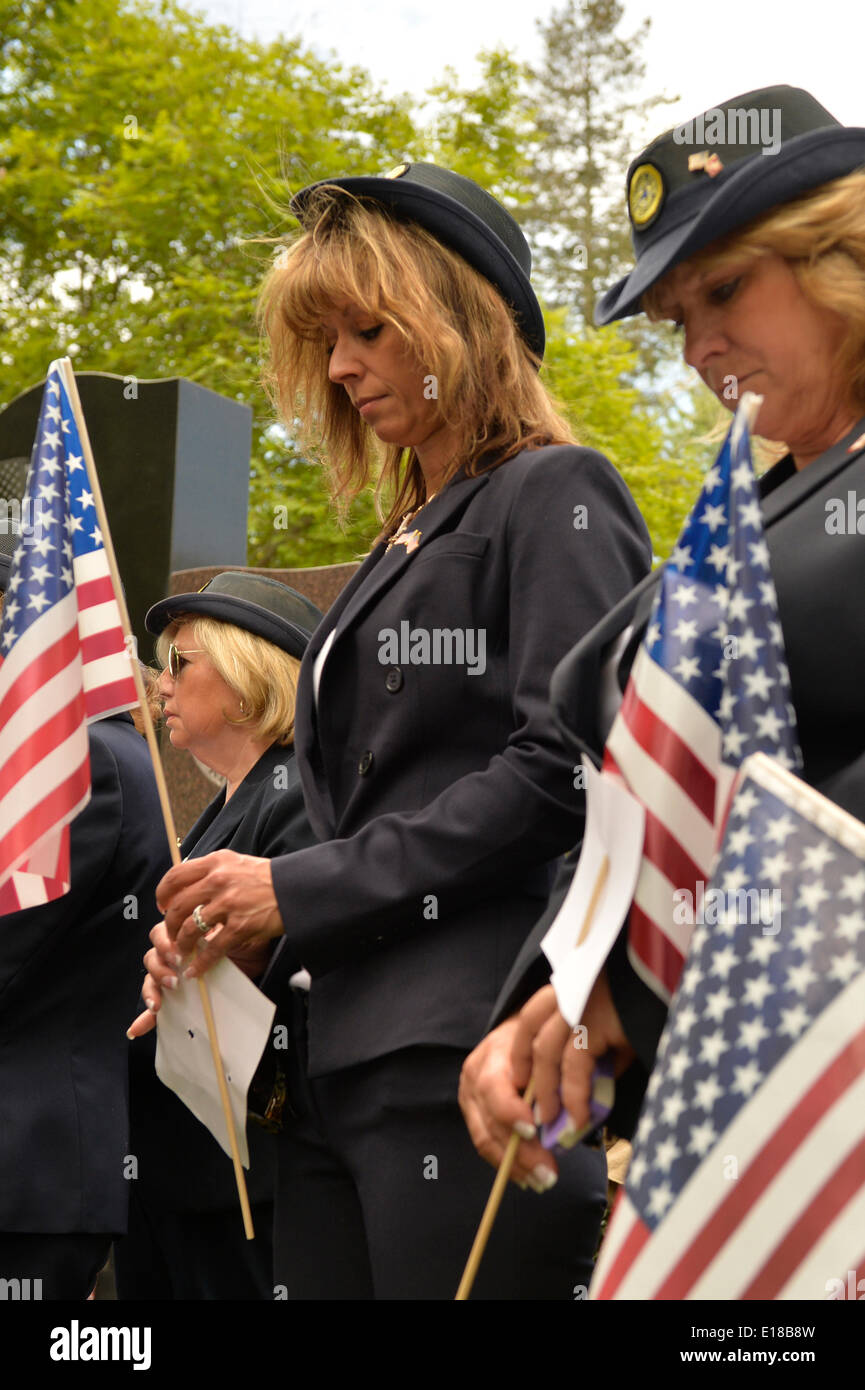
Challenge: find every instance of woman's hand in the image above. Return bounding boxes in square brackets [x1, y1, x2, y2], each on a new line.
[155, 849, 284, 978]
[126, 918, 277, 1038]
[459, 1016, 559, 1192]
[513, 974, 636, 1135]
[126, 922, 184, 1038]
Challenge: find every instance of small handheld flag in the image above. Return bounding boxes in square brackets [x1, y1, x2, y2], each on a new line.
[603, 393, 802, 1003]
[0, 361, 138, 912]
[591, 751, 865, 1300]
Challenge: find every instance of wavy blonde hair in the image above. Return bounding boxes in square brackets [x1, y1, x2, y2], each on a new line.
[257, 189, 575, 534]
[157, 616, 301, 747]
[642, 169, 865, 410]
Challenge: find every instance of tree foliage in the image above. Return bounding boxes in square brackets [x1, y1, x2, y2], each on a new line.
[1, 0, 709, 571]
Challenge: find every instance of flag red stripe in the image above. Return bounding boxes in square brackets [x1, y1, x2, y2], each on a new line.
[76, 574, 115, 608]
[0, 695, 85, 802]
[0, 761, 89, 873]
[0, 625, 79, 728]
[741, 1132, 865, 1299]
[594, 1206, 652, 1299]
[84, 677, 138, 720]
[629, 902, 684, 998]
[81, 627, 126, 664]
[0, 878, 22, 912]
[654, 1025, 865, 1298]
[620, 686, 716, 822]
[642, 805, 704, 890]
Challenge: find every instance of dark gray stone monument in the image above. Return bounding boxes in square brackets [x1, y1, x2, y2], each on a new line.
[0, 372, 252, 651]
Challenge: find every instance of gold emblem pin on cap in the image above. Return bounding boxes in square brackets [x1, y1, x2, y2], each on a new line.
[688, 151, 724, 177]
[628, 163, 664, 228]
[385, 163, 409, 179]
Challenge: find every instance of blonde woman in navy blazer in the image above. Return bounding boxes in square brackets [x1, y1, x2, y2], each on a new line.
[145, 165, 652, 1298]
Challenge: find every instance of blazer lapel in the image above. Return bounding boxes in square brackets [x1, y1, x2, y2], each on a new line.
[181, 745, 288, 858]
[331, 471, 492, 643]
[294, 470, 491, 840]
[759, 416, 865, 528]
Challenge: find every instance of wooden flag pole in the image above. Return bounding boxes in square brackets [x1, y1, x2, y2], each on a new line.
[455, 853, 611, 1300]
[455, 1075, 536, 1301]
[58, 359, 254, 1241]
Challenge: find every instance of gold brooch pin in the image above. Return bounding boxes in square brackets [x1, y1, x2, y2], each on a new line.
[688, 151, 724, 177]
[391, 528, 421, 554]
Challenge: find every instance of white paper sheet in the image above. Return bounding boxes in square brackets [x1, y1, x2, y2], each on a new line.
[542, 757, 645, 1026]
[154, 957, 276, 1166]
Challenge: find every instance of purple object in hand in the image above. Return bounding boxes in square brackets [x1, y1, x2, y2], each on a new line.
[539, 1052, 615, 1152]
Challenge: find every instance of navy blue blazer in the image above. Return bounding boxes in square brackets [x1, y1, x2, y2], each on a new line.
[269, 444, 653, 1076]
[126, 744, 316, 1213]
[0, 712, 167, 1234]
[490, 420, 865, 1136]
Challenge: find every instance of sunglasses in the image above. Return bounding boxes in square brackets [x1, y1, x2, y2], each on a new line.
[166, 644, 204, 679]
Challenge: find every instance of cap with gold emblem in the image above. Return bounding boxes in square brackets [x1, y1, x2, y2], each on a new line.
[290, 162, 545, 359]
[596, 84, 865, 325]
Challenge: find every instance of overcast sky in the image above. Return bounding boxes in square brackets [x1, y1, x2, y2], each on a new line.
[192, 0, 862, 134]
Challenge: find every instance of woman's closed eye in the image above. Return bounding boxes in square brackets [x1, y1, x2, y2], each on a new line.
[708, 275, 742, 306]
[323, 323, 383, 355]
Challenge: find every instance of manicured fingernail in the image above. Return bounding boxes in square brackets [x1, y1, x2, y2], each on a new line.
[514, 1120, 536, 1141]
[126, 1028, 135, 1039]
[173, 954, 183, 968]
[526, 1174, 545, 1194]
[558, 1113, 583, 1149]
[145, 999, 156, 1012]
[183, 967, 196, 979]
[532, 1101, 542, 1126]
[163, 975, 178, 990]
[531, 1165, 558, 1192]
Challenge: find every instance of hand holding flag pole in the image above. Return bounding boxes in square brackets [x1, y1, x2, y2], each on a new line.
[57, 360, 255, 1241]
[455, 814, 622, 1301]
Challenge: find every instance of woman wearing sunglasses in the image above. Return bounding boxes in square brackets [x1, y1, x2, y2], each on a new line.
[120, 571, 321, 1300]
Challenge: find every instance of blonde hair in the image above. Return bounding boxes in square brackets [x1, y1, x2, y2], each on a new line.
[642, 170, 865, 409]
[257, 189, 575, 534]
[132, 663, 163, 734]
[157, 616, 301, 746]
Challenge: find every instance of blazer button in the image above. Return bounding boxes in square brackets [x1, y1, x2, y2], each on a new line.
[357, 750, 374, 776]
[385, 667, 404, 693]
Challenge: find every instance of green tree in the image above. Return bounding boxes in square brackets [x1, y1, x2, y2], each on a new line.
[0, 0, 414, 563]
[524, 0, 674, 326]
[421, 49, 539, 207]
[542, 310, 706, 560]
[1, 1, 714, 572]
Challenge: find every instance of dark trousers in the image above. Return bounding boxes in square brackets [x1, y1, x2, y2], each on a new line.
[114, 1193, 274, 1301]
[274, 1045, 607, 1300]
[0, 1233, 111, 1300]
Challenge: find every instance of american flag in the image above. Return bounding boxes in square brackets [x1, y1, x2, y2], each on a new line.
[0, 361, 138, 912]
[602, 395, 802, 1002]
[591, 752, 865, 1300]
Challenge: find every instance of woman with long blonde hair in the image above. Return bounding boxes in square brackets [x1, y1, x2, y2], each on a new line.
[141, 163, 651, 1298]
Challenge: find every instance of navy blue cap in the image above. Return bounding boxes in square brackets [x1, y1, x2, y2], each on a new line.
[146, 572, 323, 660]
[292, 162, 545, 359]
[596, 85, 865, 325]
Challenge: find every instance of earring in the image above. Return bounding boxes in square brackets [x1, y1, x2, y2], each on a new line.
[239, 700, 247, 715]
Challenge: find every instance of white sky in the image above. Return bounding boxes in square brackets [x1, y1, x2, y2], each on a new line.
[193, 0, 862, 134]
